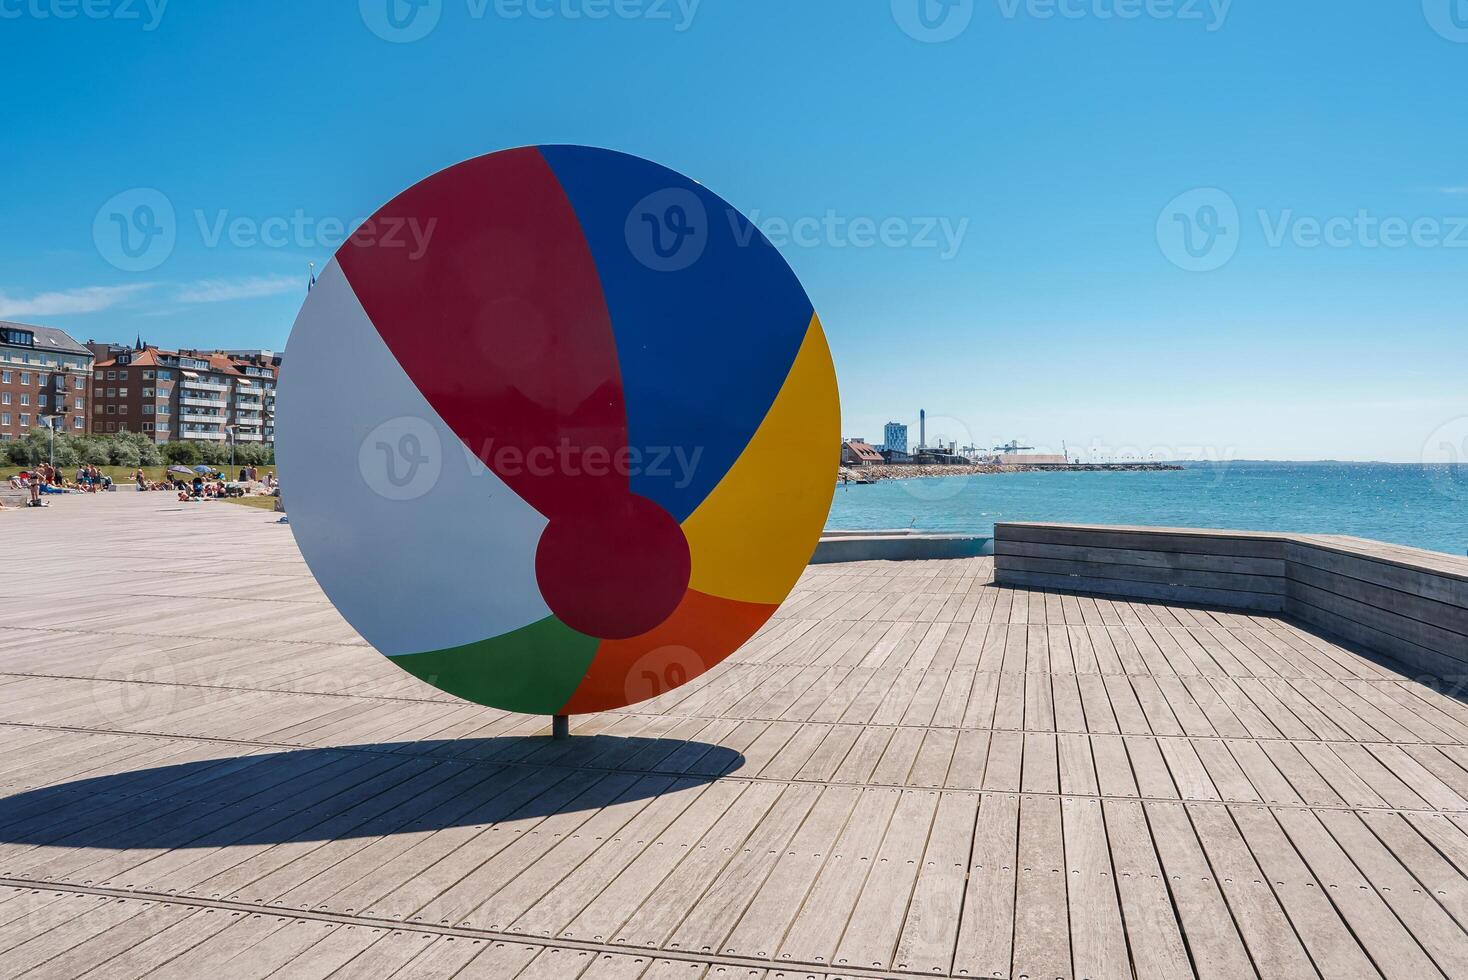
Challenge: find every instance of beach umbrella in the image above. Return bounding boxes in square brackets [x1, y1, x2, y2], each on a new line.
[167, 466, 194, 476]
[192, 465, 214, 474]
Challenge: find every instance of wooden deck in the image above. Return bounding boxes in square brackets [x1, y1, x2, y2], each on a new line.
[1, 493, 1466, 979]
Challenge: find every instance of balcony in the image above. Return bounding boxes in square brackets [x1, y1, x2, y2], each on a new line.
[179, 412, 224, 424]
[235, 433, 264, 442]
[181, 378, 229, 393]
[179, 395, 225, 408]
[179, 430, 226, 441]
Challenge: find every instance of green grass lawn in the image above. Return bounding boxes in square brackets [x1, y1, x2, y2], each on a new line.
[218, 495, 279, 511]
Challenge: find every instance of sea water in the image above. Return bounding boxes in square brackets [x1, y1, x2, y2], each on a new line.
[825, 462, 1468, 556]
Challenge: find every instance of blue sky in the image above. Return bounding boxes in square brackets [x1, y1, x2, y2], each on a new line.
[1, 0, 1465, 461]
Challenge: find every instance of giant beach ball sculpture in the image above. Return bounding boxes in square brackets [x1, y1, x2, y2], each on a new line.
[278, 146, 840, 717]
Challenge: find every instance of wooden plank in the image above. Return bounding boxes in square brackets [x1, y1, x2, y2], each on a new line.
[1274, 808, 1447, 980]
[952, 793, 1020, 979]
[1101, 799, 1194, 980]
[1061, 796, 1129, 980]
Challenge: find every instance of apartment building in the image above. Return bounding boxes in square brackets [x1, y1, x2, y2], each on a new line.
[0, 320, 93, 441]
[89, 344, 278, 446]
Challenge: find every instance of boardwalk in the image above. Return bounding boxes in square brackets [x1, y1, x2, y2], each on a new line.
[0, 493, 1466, 979]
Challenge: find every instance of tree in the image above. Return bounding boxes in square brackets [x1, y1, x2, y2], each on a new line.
[109, 440, 142, 468]
[197, 440, 229, 466]
[78, 438, 111, 466]
[162, 441, 200, 465]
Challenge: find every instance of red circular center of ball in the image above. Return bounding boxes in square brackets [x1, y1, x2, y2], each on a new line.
[534, 494, 691, 640]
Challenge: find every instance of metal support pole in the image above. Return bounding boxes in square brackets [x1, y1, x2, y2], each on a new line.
[552, 714, 570, 740]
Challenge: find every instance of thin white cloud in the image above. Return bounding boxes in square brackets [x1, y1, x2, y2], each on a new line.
[174, 274, 302, 304]
[1439, 186, 1468, 195]
[0, 283, 154, 318]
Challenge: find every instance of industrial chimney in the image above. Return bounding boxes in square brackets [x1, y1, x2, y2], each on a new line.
[919, 409, 926, 450]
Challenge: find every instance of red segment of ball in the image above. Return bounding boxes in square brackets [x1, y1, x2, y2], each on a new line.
[534, 493, 691, 641]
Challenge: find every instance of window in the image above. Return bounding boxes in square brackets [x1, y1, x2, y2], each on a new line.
[156, 404, 169, 415]
[118, 423, 128, 432]
[0, 371, 9, 383]
[73, 418, 82, 429]
[117, 369, 128, 380]
[143, 422, 154, 432]
[0, 393, 7, 405]
[142, 370, 154, 380]
[19, 414, 28, 426]
[106, 422, 115, 432]
[106, 388, 116, 398]
[76, 398, 84, 410]
[37, 393, 47, 406]
[142, 405, 154, 415]
[119, 404, 129, 414]
[155, 423, 169, 433]
[106, 405, 115, 415]
[18, 394, 27, 406]
[157, 369, 172, 381]
[0, 414, 8, 425]
[106, 371, 116, 380]
[74, 376, 84, 389]
[19, 372, 29, 385]
[93, 371, 103, 381]
[142, 387, 154, 397]
[118, 388, 128, 398]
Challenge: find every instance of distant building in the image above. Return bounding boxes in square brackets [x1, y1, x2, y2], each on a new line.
[883, 421, 908, 455]
[880, 448, 912, 464]
[0, 320, 93, 440]
[840, 440, 884, 466]
[90, 343, 278, 446]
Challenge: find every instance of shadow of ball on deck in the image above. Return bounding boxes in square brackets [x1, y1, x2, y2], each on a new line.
[0, 736, 744, 851]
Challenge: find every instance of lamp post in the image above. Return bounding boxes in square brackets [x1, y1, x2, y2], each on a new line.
[224, 423, 236, 471]
[41, 413, 59, 470]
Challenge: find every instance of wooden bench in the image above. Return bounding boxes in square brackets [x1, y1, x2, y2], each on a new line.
[995, 522, 1468, 680]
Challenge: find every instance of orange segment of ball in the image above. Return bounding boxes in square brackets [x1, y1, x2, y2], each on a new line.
[559, 589, 777, 715]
